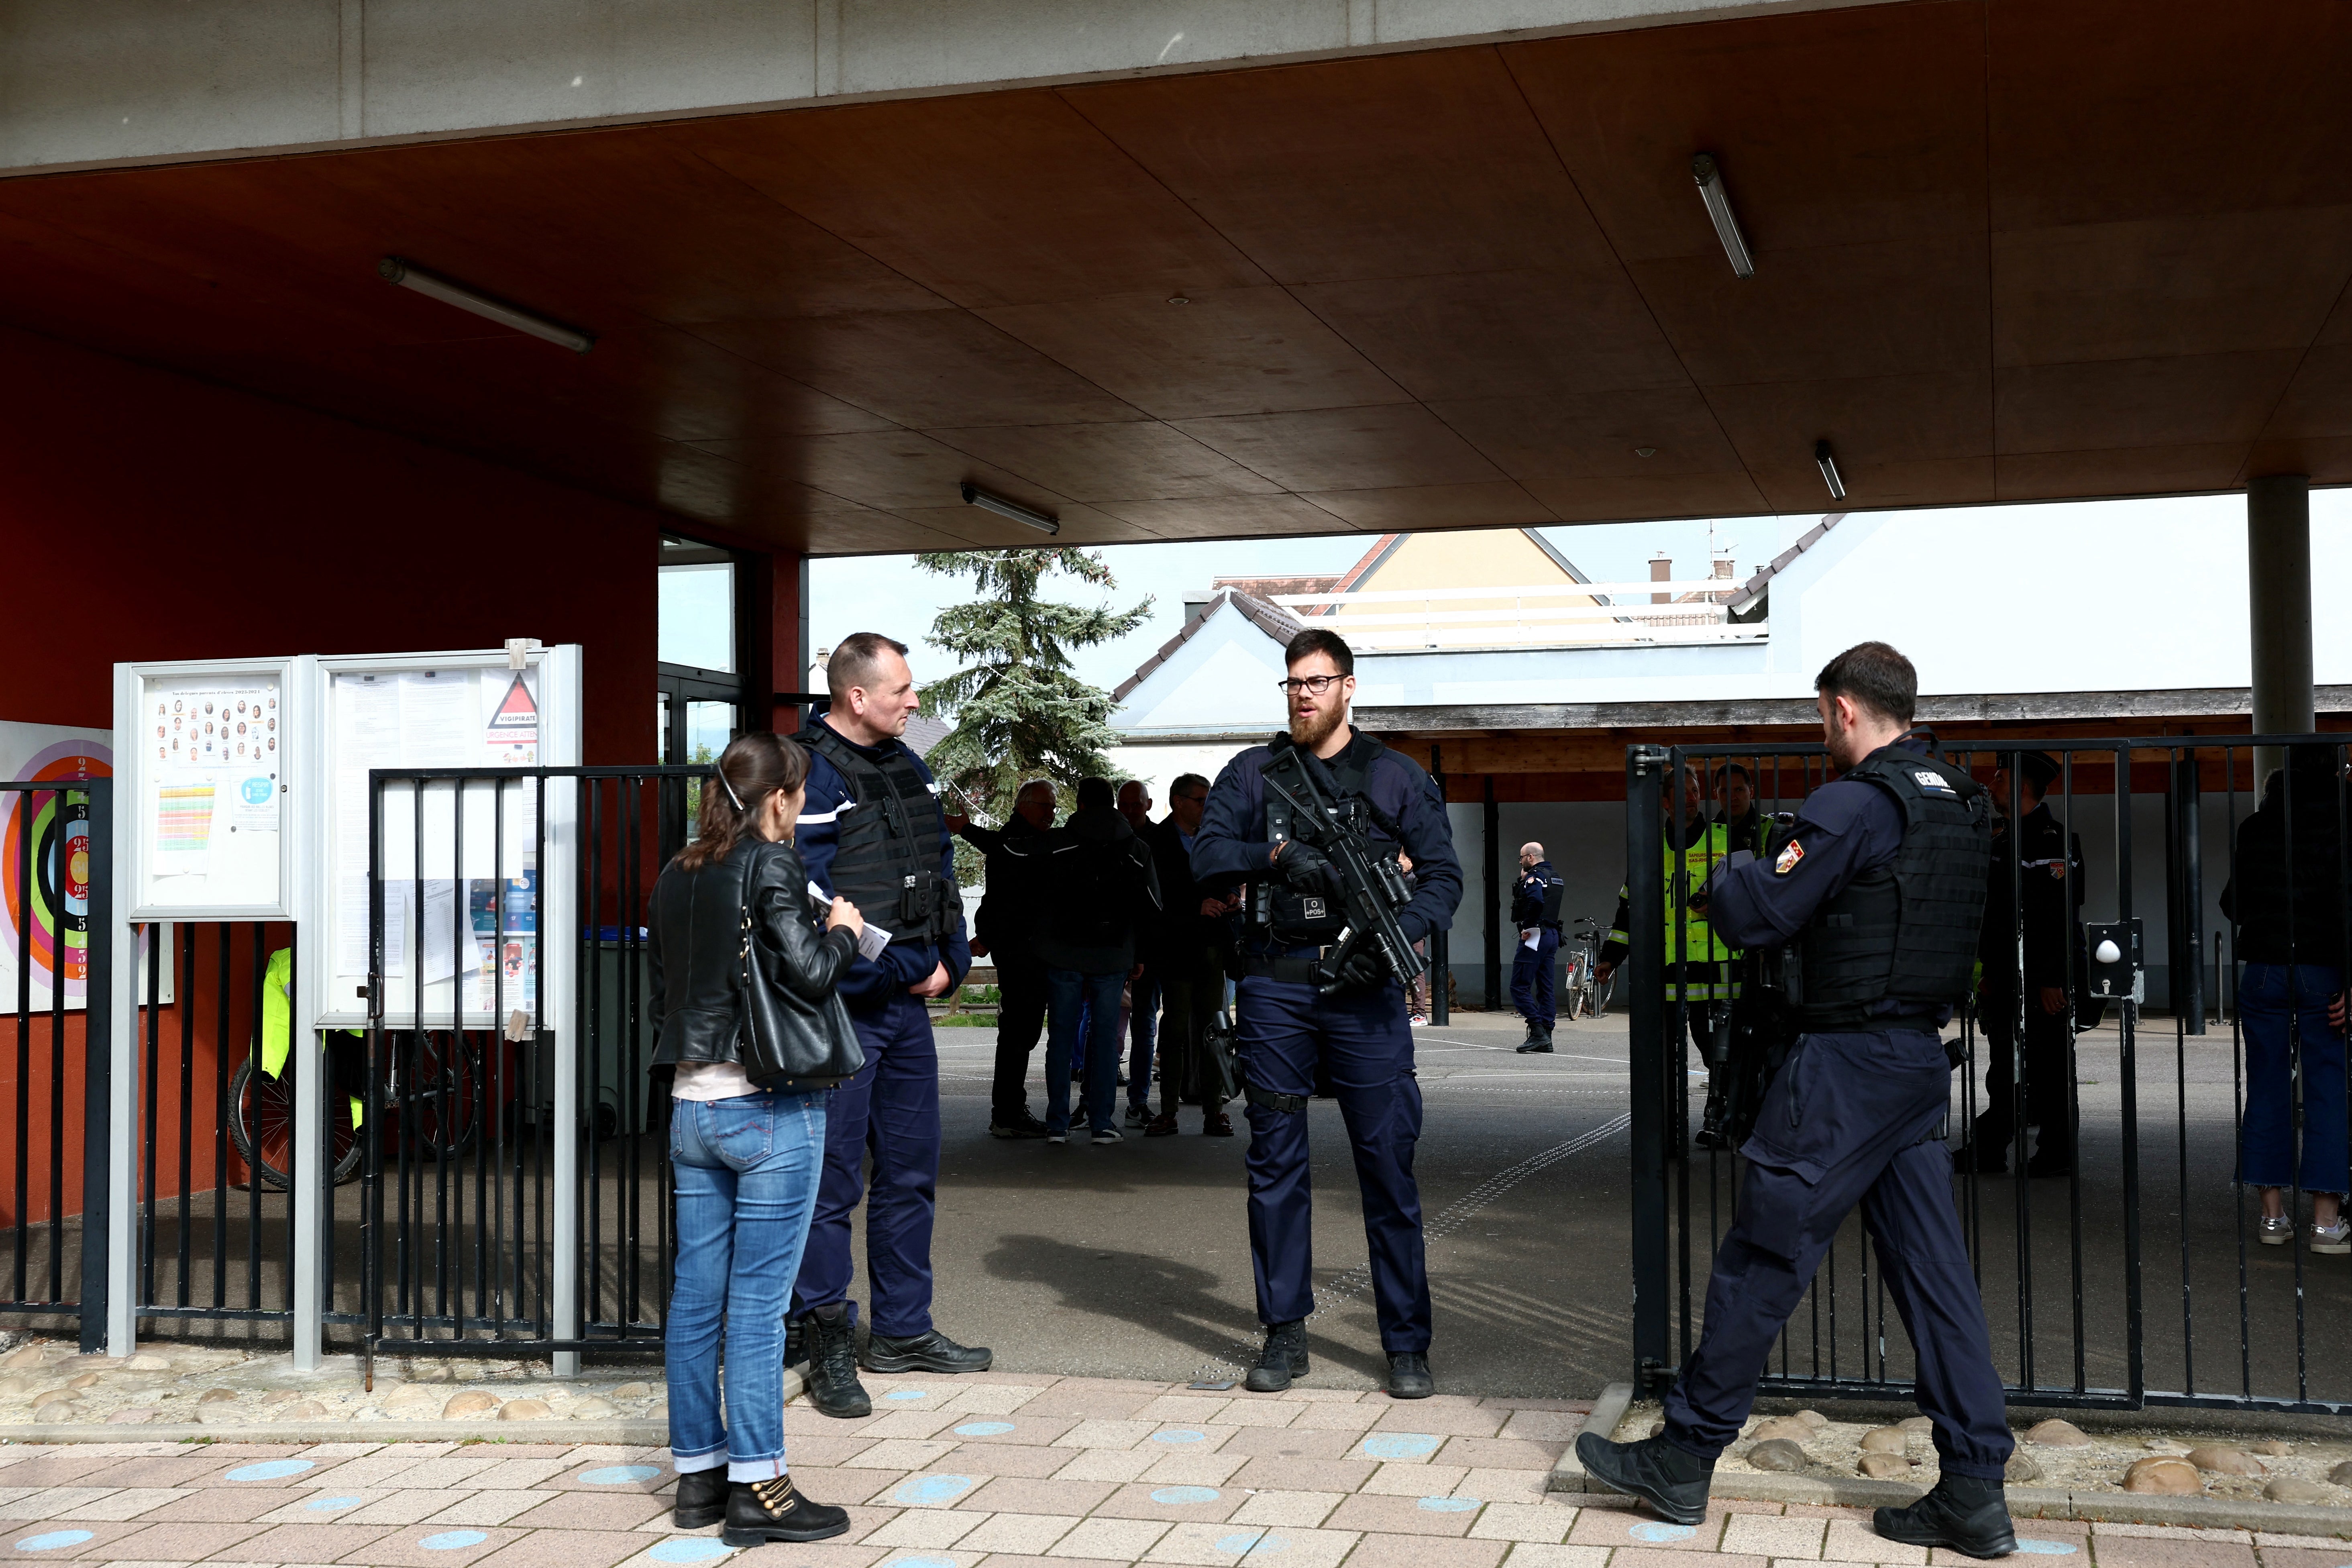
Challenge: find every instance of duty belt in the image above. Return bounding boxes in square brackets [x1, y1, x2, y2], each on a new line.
[1242, 948, 1335, 985]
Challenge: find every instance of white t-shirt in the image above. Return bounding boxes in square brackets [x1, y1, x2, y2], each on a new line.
[670, 1060, 760, 1101]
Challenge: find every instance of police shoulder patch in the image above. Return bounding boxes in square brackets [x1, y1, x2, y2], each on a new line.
[1775, 840, 1805, 874]
[1912, 769, 1957, 796]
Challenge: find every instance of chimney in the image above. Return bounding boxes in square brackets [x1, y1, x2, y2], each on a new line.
[1650, 554, 1672, 605]
[1712, 558, 1734, 579]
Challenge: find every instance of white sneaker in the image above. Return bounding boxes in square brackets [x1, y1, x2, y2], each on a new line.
[1046, 1131, 1068, 1145]
[2313, 1219, 2350, 1255]
[2258, 1214, 2295, 1246]
[1092, 1128, 1124, 1144]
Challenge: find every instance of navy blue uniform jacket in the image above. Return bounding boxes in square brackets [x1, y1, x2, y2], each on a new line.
[1189, 729, 1463, 947]
[794, 714, 972, 1012]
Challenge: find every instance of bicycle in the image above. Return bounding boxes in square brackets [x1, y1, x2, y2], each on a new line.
[228, 1029, 485, 1192]
[1563, 916, 1615, 1021]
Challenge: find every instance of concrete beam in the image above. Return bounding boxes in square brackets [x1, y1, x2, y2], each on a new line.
[2248, 475, 2315, 761]
[0, 0, 1897, 179]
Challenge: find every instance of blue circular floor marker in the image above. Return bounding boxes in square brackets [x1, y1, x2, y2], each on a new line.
[2013, 1544, 2078, 1557]
[579, 1465, 662, 1485]
[886, 1389, 931, 1401]
[955, 1421, 1015, 1436]
[1152, 1486, 1222, 1505]
[12, 1532, 92, 1552]
[1361, 1433, 1440, 1460]
[420, 1530, 489, 1551]
[1628, 1522, 1695, 1543]
[1152, 1429, 1207, 1444]
[1215, 1531, 1287, 1556]
[1418, 1497, 1479, 1512]
[892, 1474, 974, 1505]
[309, 1496, 363, 1512]
[648, 1541, 735, 1562]
[226, 1458, 316, 1481]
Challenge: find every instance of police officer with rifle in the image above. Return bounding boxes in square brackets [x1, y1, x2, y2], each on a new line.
[1578, 642, 2020, 1561]
[1192, 628, 1463, 1400]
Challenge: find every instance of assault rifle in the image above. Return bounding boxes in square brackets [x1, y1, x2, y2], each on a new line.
[1260, 742, 1428, 997]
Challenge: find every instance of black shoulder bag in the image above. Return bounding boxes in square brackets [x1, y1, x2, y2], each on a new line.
[737, 846, 866, 1092]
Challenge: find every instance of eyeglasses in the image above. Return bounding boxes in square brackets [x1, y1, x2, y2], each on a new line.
[1276, 675, 1346, 696]
[1173, 790, 1208, 805]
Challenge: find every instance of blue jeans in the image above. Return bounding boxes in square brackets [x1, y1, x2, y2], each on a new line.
[667, 1088, 827, 1480]
[1046, 968, 1125, 1135]
[1128, 967, 1161, 1113]
[2238, 963, 2350, 1196]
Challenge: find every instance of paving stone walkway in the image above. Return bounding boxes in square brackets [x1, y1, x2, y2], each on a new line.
[0, 1372, 2337, 1566]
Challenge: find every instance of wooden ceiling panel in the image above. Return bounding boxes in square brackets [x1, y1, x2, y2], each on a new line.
[1523, 471, 1769, 522]
[1745, 455, 1997, 515]
[1090, 494, 1360, 539]
[1506, 0, 1990, 262]
[679, 91, 1266, 311]
[799, 508, 980, 557]
[884, 501, 1138, 548]
[1994, 443, 2252, 500]
[923, 422, 1282, 502]
[1430, 386, 1743, 482]
[724, 429, 1070, 514]
[979, 287, 1411, 420]
[1630, 237, 1991, 387]
[2245, 436, 2352, 486]
[1292, 268, 1690, 403]
[1994, 352, 2301, 455]
[1296, 482, 1559, 532]
[1993, 209, 2352, 367]
[1170, 404, 1506, 493]
[1062, 48, 1621, 285]
[1706, 371, 1995, 475]
[2258, 346, 2352, 441]
[689, 309, 1143, 430]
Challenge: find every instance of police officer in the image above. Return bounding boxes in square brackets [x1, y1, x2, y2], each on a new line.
[1714, 762, 1762, 856]
[1510, 842, 1567, 1054]
[1192, 628, 1462, 1399]
[1576, 642, 2018, 1560]
[791, 632, 991, 1418]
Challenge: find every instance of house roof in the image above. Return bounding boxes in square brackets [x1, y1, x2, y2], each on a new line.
[1113, 588, 1304, 704]
[1725, 513, 1847, 615]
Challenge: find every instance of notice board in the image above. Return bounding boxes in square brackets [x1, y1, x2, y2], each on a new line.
[114, 657, 304, 921]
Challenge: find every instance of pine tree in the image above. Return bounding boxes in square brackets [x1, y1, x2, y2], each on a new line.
[917, 549, 1152, 826]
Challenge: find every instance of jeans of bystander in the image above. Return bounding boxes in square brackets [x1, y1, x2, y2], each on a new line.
[2238, 962, 2350, 1196]
[1047, 968, 1126, 1136]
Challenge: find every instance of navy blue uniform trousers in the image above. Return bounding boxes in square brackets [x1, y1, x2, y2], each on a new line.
[1510, 928, 1560, 1027]
[1661, 1026, 2014, 1479]
[1236, 975, 1431, 1351]
[791, 992, 940, 1338]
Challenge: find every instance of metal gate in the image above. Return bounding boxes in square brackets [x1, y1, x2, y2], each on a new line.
[1626, 734, 2352, 1416]
[357, 764, 705, 1370]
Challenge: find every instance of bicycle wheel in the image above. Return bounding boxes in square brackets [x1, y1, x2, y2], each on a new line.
[399, 1033, 483, 1160]
[228, 1059, 362, 1189]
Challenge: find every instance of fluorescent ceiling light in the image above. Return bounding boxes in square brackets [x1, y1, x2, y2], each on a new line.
[378, 257, 596, 353]
[960, 482, 1060, 535]
[1690, 153, 1755, 279]
[1815, 440, 1847, 502]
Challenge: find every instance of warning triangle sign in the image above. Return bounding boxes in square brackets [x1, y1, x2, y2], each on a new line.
[488, 673, 538, 736]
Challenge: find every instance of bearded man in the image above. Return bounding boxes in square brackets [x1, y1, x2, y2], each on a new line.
[1188, 628, 1463, 1399]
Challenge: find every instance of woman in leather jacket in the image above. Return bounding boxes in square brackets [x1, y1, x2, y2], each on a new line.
[650, 730, 864, 1547]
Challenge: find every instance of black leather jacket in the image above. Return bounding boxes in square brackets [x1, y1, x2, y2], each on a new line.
[649, 837, 858, 1068]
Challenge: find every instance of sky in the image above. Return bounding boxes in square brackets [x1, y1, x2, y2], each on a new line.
[800, 513, 1824, 694]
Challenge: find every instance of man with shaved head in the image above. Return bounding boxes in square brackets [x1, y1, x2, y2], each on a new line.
[1510, 841, 1567, 1053]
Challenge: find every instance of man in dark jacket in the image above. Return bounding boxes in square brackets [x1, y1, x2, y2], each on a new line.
[1007, 777, 1162, 1144]
[951, 780, 1057, 1140]
[1146, 773, 1237, 1136]
[1957, 750, 2084, 1177]
[1117, 781, 1161, 1129]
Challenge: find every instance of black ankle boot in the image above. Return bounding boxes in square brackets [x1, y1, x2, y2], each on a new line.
[800, 1304, 872, 1419]
[1385, 1351, 1434, 1399]
[673, 1467, 729, 1530]
[1574, 1431, 1714, 1526]
[722, 1474, 850, 1547]
[1243, 1319, 1309, 1392]
[1873, 1473, 2016, 1559]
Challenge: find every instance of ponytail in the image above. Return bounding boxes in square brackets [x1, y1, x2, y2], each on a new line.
[676, 732, 809, 871]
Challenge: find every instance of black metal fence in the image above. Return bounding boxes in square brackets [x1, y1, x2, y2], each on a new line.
[1627, 734, 2352, 1416]
[359, 765, 703, 1370]
[0, 779, 109, 1351]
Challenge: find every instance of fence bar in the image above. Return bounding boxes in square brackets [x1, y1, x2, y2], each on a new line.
[1626, 744, 1670, 1393]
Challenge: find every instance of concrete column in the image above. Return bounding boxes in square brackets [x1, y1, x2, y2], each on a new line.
[2248, 475, 2313, 777]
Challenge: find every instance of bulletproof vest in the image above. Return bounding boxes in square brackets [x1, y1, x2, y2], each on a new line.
[1793, 746, 1992, 1026]
[807, 726, 962, 944]
[1255, 732, 1386, 946]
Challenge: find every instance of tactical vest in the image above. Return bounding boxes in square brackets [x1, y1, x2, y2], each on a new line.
[1793, 746, 1992, 1026]
[807, 726, 961, 945]
[1255, 731, 1387, 946]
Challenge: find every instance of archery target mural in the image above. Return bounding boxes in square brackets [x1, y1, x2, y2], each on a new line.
[0, 738, 110, 1013]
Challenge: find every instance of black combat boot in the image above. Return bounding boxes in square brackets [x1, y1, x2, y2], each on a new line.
[1386, 1351, 1434, 1399]
[800, 1303, 872, 1418]
[673, 1467, 730, 1530]
[1574, 1431, 1714, 1527]
[722, 1474, 850, 1547]
[863, 1327, 993, 1374]
[1243, 1319, 1309, 1393]
[1873, 1473, 2017, 1559]
[1516, 1027, 1554, 1055]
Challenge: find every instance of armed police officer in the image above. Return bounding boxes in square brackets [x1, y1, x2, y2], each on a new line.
[1578, 642, 2020, 1561]
[791, 632, 991, 1419]
[1510, 843, 1567, 1054]
[1191, 628, 1462, 1400]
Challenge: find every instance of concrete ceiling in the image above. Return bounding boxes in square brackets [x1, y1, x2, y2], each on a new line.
[3, 0, 2349, 554]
